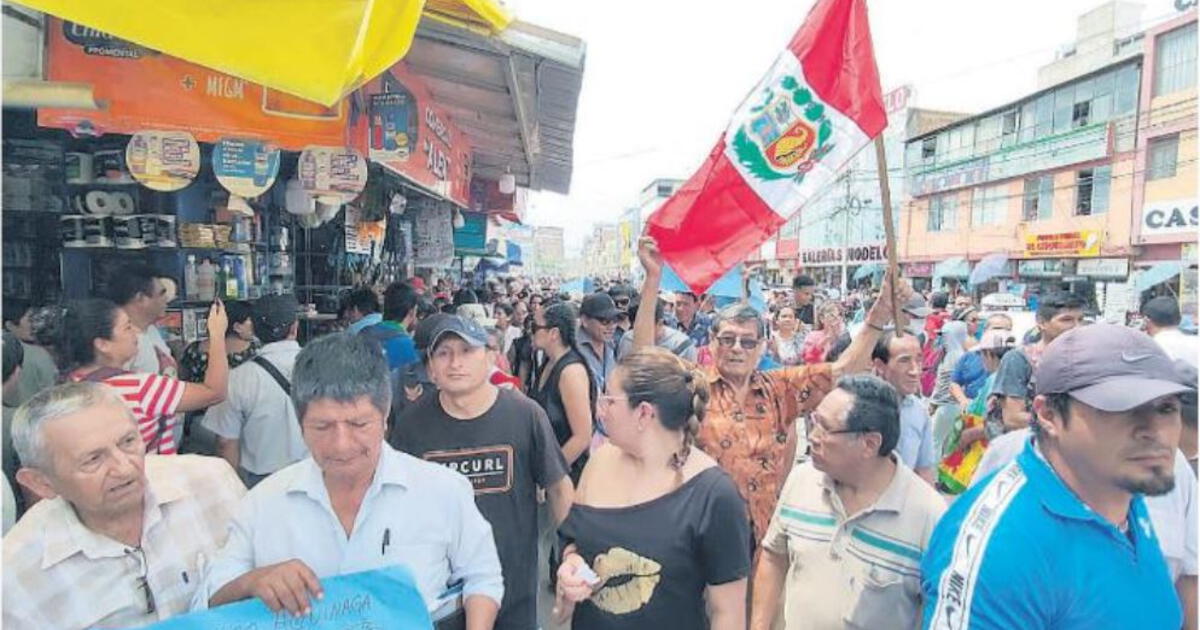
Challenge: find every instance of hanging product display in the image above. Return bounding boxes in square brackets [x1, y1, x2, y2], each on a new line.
[297, 145, 369, 204]
[213, 138, 282, 198]
[125, 130, 201, 191]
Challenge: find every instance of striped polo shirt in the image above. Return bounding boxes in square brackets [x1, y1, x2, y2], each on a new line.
[762, 457, 947, 629]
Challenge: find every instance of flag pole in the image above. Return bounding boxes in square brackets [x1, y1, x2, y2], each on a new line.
[873, 135, 902, 335]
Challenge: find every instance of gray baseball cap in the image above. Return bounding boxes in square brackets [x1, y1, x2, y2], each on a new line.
[902, 293, 932, 318]
[427, 315, 489, 353]
[1035, 323, 1189, 412]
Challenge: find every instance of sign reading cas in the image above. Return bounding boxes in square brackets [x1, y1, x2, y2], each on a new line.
[1024, 229, 1102, 257]
[1141, 199, 1199, 237]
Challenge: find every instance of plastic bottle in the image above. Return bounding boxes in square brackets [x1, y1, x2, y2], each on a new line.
[196, 258, 216, 301]
[223, 260, 238, 300]
[184, 255, 199, 301]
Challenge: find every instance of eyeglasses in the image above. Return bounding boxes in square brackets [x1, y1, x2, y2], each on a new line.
[530, 322, 553, 333]
[715, 336, 761, 350]
[125, 547, 157, 615]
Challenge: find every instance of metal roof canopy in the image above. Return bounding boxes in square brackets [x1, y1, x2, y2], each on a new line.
[410, 17, 584, 195]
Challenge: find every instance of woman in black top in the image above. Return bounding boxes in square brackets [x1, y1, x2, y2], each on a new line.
[554, 347, 750, 630]
[179, 300, 259, 382]
[528, 302, 595, 482]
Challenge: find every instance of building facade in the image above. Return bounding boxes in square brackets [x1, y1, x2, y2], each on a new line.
[533, 225, 566, 277]
[900, 4, 1196, 321]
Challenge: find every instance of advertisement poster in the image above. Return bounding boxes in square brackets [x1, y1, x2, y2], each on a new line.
[212, 138, 281, 198]
[298, 146, 368, 203]
[412, 201, 455, 268]
[357, 63, 472, 207]
[368, 71, 418, 163]
[344, 205, 387, 257]
[41, 18, 349, 150]
[125, 130, 200, 191]
[1024, 230, 1102, 258]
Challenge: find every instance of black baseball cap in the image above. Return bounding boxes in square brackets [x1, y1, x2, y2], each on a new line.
[254, 294, 299, 336]
[427, 315, 489, 353]
[581, 293, 620, 320]
[414, 313, 454, 352]
[1035, 323, 1189, 412]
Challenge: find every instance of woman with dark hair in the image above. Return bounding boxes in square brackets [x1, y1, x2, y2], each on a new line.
[554, 347, 750, 629]
[180, 300, 259, 382]
[529, 302, 596, 481]
[768, 305, 805, 366]
[57, 298, 230, 454]
[801, 301, 846, 364]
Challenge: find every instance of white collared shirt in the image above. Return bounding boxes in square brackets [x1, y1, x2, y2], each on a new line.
[202, 340, 307, 475]
[2, 456, 245, 629]
[196, 444, 504, 611]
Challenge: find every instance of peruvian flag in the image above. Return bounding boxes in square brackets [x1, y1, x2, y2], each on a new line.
[646, 0, 887, 294]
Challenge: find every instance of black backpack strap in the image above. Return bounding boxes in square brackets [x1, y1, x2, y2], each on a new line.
[252, 356, 292, 397]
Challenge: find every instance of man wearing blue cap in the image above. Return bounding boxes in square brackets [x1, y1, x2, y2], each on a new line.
[923, 323, 1190, 629]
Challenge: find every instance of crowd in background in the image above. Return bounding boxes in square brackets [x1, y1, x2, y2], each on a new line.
[0, 243, 1197, 630]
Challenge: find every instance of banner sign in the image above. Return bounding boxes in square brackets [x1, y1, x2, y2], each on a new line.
[298, 146, 369, 203]
[41, 19, 350, 150]
[138, 566, 432, 629]
[357, 64, 472, 207]
[1141, 199, 1199, 237]
[1024, 229, 1102, 257]
[1077, 257, 1130, 278]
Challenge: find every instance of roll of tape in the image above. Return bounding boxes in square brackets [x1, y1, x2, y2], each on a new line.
[84, 191, 114, 216]
[110, 191, 136, 215]
[155, 215, 177, 247]
[83, 216, 113, 247]
[113, 215, 145, 249]
[60, 215, 86, 247]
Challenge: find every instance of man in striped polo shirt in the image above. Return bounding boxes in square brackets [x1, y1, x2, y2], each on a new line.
[750, 375, 947, 630]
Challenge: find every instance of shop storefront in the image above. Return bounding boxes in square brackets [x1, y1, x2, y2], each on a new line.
[902, 261, 935, 292]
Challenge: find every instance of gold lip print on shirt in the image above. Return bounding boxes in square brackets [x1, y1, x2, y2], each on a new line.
[591, 547, 663, 615]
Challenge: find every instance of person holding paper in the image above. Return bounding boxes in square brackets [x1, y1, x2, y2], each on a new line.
[199, 333, 504, 628]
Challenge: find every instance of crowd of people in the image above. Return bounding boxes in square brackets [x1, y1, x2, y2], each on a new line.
[0, 240, 1196, 629]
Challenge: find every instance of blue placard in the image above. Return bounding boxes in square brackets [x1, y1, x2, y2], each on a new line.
[213, 138, 281, 198]
[136, 566, 433, 630]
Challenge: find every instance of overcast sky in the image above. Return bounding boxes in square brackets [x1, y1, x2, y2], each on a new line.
[503, 0, 1184, 252]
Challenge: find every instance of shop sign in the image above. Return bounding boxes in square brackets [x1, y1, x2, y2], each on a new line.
[1018, 259, 1063, 277]
[41, 18, 348, 150]
[801, 248, 843, 265]
[904, 262, 934, 277]
[1024, 229, 1102, 257]
[126, 130, 200, 192]
[847, 242, 888, 263]
[910, 158, 990, 197]
[883, 85, 912, 115]
[1077, 257, 1130, 278]
[358, 64, 472, 207]
[1141, 199, 1199, 237]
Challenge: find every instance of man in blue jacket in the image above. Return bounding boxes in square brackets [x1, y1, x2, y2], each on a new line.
[923, 323, 1190, 630]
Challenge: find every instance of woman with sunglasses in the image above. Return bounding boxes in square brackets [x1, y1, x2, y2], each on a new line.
[529, 302, 597, 482]
[553, 346, 751, 629]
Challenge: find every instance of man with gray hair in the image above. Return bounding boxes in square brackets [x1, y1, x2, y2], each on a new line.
[3, 382, 246, 629]
[200, 333, 504, 628]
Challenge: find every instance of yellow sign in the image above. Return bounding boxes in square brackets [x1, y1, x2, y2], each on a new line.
[1024, 230, 1102, 258]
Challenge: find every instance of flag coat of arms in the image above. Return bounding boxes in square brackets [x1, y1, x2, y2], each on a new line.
[646, 0, 888, 294]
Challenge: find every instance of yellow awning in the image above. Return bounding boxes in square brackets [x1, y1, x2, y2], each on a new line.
[13, 0, 513, 107]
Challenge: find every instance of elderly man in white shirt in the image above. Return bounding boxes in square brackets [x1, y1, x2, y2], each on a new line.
[3, 382, 245, 629]
[199, 333, 503, 626]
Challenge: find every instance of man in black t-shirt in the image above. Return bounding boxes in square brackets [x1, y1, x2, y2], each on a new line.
[391, 315, 573, 630]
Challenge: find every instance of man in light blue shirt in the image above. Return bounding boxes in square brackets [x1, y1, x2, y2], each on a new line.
[872, 331, 937, 484]
[923, 324, 1188, 630]
[200, 333, 503, 625]
[342, 287, 383, 336]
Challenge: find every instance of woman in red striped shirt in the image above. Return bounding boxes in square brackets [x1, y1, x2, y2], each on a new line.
[57, 299, 230, 454]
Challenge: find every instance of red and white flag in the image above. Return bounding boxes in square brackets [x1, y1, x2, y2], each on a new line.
[646, 0, 887, 294]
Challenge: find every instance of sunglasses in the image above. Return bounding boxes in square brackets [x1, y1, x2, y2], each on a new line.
[715, 336, 761, 350]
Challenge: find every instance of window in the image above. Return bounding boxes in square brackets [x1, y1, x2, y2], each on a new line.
[1154, 23, 1197, 97]
[928, 194, 958, 232]
[656, 182, 676, 197]
[1074, 167, 1111, 215]
[1115, 64, 1140, 114]
[1023, 175, 1054, 221]
[1001, 110, 1020, 144]
[1071, 101, 1090, 127]
[921, 136, 937, 163]
[972, 185, 1007, 226]
[1148, 134, 1180, 180]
